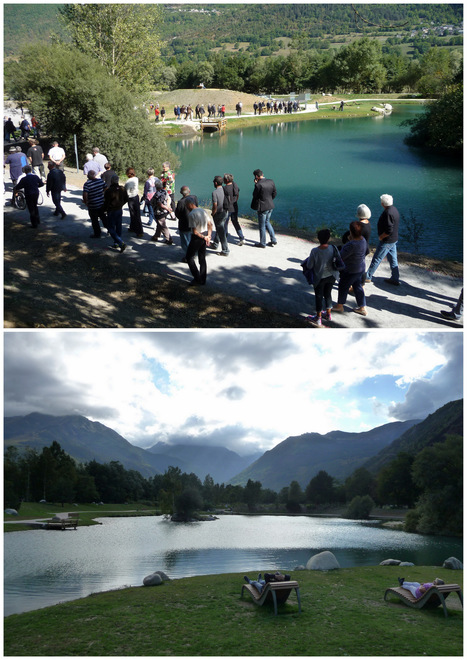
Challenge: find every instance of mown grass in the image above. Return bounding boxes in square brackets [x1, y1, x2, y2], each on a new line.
[4, 567, 463, 656]
[4, 502, 159, 532]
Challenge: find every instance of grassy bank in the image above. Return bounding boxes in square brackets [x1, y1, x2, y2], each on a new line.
[4, 567, 463, 656]
[4, 502, 159, 532]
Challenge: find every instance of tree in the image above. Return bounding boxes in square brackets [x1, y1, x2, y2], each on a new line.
[345, 495, 375, 520]
[286, 480, 303, 513]
[202, 474, 215, 508]
[409, 435, 462, 536]
[4, 446, 23, 509]
[416, 47, 457, 97]
[305, 470, 336, 506]
[59, 4, 164, 91]
[243, 479, 262, 512]
[6, 44, 175, 177]
[376, 452, 420, 507]
[330, 37, 386, 92]
[174, 487, 203, 521]
[344, 467, 375, 502]
[403, 84, 463, 155]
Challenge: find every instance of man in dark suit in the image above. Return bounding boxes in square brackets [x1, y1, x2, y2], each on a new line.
[251, 169, 277, 248]
[46, 162, 67, 219]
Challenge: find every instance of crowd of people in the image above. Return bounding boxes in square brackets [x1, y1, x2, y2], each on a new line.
[4, 140, 462, 323]
[142, 99, 304, 123]
[253, 99, 301, 115]
[4, 115, 40, 141]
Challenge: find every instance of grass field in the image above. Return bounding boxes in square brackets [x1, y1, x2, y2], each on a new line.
[4, 502, 159, 532]
[4, 566, 463, 656]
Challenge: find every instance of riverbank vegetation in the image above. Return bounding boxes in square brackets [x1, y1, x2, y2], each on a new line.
[4, 566, 463, 656]
[5, 43, 176, 176]
[403, 82, 463, 156]
[4, 4, 462, 178]
[5, 422, 462, 534]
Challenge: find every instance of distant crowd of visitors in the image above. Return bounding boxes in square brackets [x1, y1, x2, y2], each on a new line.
[4, 138, 462, 323]
[143, 99, 304, 123]
[253, 99, 301, 115]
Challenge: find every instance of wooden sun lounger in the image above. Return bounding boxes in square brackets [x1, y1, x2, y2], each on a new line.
[384, 583, 463, 618]
[241, 580, 301, 615]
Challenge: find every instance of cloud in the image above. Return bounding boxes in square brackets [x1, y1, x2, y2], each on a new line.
[139, 331, 299, 373]
[3, 331, 462, 458]
[218, 386, 246, 400]
[388, 334, 463, 420]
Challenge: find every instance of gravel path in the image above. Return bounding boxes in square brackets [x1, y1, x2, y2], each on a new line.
[4, 173, 463, 329]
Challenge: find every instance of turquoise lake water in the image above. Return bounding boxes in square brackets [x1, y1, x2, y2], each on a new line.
[173, 105, 463, 260]
[4, 515, 462, 616]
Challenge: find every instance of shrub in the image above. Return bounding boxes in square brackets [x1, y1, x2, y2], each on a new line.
[345, 495, 374, 520]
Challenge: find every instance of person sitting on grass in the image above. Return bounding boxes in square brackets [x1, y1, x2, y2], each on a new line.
[398, 577, 444, 599]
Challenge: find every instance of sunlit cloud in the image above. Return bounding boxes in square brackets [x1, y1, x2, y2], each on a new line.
[4, 331, 462, 455]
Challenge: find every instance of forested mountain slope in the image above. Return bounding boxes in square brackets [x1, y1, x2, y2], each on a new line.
[363, 398, 463, 474]
[4, 4, 463, 58]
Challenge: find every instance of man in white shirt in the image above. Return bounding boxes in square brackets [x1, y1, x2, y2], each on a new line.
[92, 147, 108, 172]
[48, 141, 66, 171]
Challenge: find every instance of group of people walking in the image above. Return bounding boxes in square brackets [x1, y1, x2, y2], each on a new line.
[253, 99, 301, 115]
[304, 194, 400, 326]
[6, 138, 416, 320]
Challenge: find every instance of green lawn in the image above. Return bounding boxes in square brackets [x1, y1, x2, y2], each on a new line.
[4, 567, 463, 656]
[4, 502, 159, 532]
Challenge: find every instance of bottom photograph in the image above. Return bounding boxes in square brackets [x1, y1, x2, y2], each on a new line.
[4, 330, 463, 657]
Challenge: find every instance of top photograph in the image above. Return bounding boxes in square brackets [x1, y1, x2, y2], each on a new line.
[3, 2, 463, 329]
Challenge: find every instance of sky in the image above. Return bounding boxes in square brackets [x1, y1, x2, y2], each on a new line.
[3, 330, 463, 456]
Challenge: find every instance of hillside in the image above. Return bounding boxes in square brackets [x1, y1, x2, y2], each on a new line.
[4, 413, 173, 478]
[3, 413, 257, 483]
[148, 441, 260, 483]
[151, 88, 266, 114]
[363, 398, 463, 474]
[229, 419, 419, 490]
[4, 4, 462, 59]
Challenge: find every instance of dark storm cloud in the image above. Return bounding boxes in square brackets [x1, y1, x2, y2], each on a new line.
[140, 332, 298, 373]
[219, 386, 246, 400]
[389, 334, 463, 420]
[4, 333, 118, 419]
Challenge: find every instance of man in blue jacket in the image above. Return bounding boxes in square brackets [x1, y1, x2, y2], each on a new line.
[5, 146, 26, 204]
[14, 165, 45, 227]
[366, 193, 400, 286]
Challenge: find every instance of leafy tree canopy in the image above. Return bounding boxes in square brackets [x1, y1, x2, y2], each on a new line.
[59, 4, 164, 92]
[403, 83, 463, 155]
[5, 43, 175, 177]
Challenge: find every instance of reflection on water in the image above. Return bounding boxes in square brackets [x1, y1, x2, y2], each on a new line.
[173, 107, 463, 259]
[4, 515, 462, 616]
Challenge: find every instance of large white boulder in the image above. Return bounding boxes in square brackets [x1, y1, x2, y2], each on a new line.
[306, 550, 340, 571]
[143, 573, 163, 587]
[143, 570, 170, 586]
[443, 556, 463, 570]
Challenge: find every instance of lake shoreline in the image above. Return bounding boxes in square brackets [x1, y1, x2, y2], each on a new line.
[4, 567, 463, 656]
